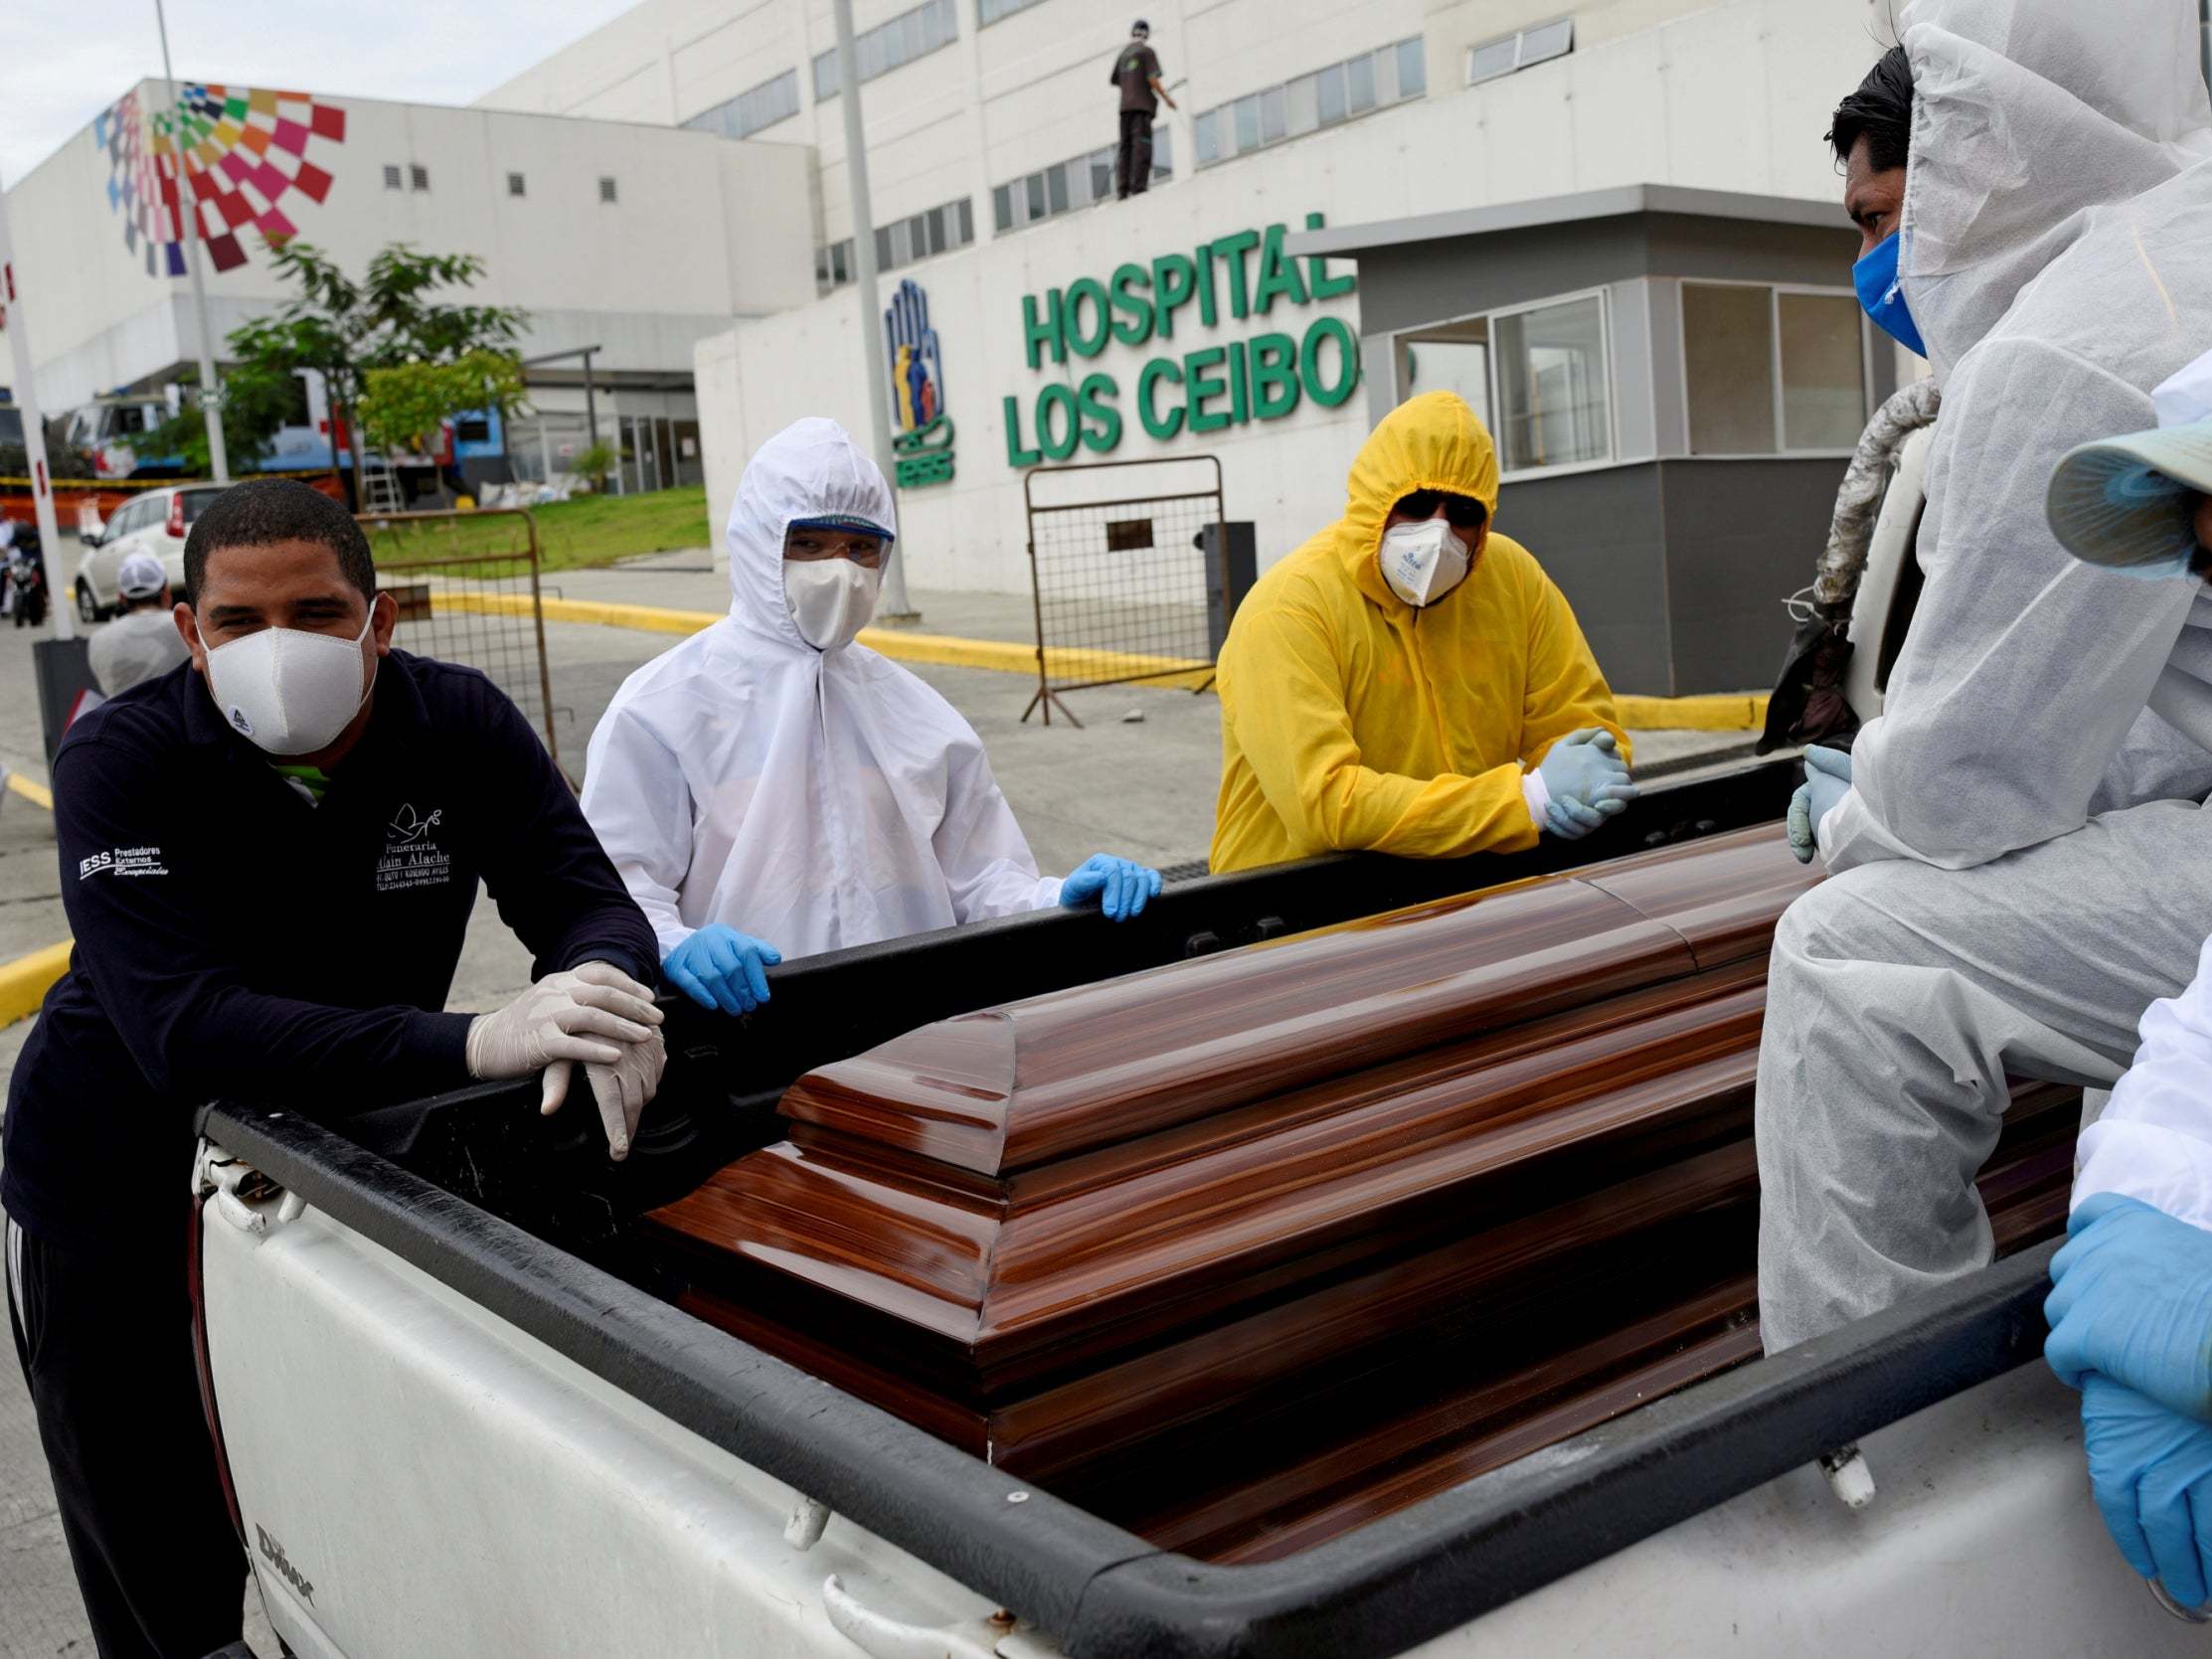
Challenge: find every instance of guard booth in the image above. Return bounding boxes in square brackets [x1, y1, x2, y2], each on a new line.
[1288, 185, 1900, 697]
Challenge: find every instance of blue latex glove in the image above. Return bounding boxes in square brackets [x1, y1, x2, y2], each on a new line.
[1060, 854, 1162, 921]
[1536, 729, 1636, 841]
[1786, 745, 1853, 864]
[661, 924, 782, 1016]
[2047, 1193, 2212, 1421]
[2080, 1376, 2212, 1609]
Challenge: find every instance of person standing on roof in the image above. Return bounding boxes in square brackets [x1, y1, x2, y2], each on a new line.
[581, 417, 1160, 1018]
[87, 550, 190, 696]
[1756, 1, 2212, 1356]
[1209, 391, 1635, 874]
[1111, 19, 1176, 200]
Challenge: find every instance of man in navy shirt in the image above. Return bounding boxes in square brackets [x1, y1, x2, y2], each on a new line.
[2, 479, 665, 1657]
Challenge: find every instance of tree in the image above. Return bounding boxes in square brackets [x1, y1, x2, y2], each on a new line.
[359, 350, 529, 455]
[148, 241, 527, 492]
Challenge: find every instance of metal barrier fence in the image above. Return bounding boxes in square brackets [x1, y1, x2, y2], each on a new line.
[357, 507, 562, 767]
[1021, 455, 1226, 727]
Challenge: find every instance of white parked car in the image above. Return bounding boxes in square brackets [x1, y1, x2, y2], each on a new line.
[74, 484, 222, 621]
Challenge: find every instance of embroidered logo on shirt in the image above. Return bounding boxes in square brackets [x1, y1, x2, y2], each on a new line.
[377, 804, 450, 892]
[78, 846, 167, 880]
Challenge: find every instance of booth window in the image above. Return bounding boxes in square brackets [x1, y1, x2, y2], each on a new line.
[1683, 282, 1866, 454]
[1396, 318, 1492, 432]
[1494, 294, 1612, 473]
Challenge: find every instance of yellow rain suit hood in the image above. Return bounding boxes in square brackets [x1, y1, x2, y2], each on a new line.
[1210, 392, 1624, 872]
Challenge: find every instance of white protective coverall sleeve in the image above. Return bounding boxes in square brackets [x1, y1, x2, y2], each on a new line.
[2075, 934, 2212, 1235]
[1817, 0, 2212, 876]
[582, 416, 1062, 961]
[579, 707, 696, 958]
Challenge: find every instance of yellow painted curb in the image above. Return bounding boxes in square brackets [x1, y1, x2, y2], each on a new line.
[441, 591, 1764, 728]
[4, 772, 53, 810]
[439, 591, 1216, 689]
[0, 939, 72, 1027]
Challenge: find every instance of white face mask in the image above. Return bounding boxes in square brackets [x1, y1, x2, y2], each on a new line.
[203, 608, 376, 755]
[783, 558, 882, 652]
[1378, 516, 1471, 608]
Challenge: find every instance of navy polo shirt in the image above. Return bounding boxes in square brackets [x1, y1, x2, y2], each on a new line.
[1, 648, 659, 1256]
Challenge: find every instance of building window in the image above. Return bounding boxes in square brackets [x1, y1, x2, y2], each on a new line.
[681, 69, 801, 140]
[1682, 282, 1867, 455]
[813, 0, 957, 100]
[598, 177, 617, 203]
[991, 127, 1175, 235]
[1395, 319, 1492, 431]
[410, 164, 429, 192]
[1194, 37, 1423, 169]
[507, 172, 526, 197]
[383, 164, 402, 191]
[1495, 293, 1612, 473]
[1467, 17, 1573, 86]
[979, 0, 1047, 21]
[1779, 291, 1870, 448]
[814, 195, 976, 290]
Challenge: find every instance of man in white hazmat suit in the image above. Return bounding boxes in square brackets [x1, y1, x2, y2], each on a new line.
[582, 417, 1161, 1016]
[1757, 0, 2212, 1352]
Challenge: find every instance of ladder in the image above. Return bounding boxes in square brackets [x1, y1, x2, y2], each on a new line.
[360, 460, 405, 517]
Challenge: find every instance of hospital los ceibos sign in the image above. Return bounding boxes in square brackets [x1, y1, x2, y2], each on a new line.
[1004, 212, 1359, 467]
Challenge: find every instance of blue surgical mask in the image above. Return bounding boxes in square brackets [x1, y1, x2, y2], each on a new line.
[1853, 231, 1926, 358]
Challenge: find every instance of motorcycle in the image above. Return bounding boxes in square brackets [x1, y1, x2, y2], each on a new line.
[2, 527, 48, 628]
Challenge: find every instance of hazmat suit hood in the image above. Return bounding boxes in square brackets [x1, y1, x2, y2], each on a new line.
[581, 419, 1059, 961]
[725, 416, 898, 652]
[1900, 0, 2212, 380]
[1336, 392, 1500, 609]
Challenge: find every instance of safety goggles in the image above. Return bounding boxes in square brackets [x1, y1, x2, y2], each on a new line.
[1392, 490, 1487, 530]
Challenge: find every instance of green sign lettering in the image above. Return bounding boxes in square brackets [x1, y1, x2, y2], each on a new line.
[1006, 215, 1358, 466]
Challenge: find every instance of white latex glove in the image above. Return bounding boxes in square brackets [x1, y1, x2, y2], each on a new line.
[465, 961, 663, 1097]
[542, 1027, 668, 1161]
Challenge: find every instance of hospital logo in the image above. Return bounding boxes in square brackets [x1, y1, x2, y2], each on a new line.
[377, 803, 450, 891]
[885, 278, 954, 488]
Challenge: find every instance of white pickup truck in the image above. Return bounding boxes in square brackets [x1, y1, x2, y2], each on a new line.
[188, 412, 2209, 1657]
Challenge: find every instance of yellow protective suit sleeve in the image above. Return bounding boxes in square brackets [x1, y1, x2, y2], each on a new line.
[1224, 594, 1539, 860]
[1515, 563, 1632, 772]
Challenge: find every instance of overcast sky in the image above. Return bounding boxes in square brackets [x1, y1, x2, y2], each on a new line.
[0, 0, 642, 189]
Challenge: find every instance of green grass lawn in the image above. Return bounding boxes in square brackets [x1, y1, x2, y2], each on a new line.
[361, 485, 711, 577]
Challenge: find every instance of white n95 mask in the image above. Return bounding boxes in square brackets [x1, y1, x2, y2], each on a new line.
[1379, 517, 1471, 608]
[784, 559, 882, 651]
[204, 609, 376, 755]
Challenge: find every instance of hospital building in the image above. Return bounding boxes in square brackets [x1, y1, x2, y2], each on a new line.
[6, 0, 1947, 691]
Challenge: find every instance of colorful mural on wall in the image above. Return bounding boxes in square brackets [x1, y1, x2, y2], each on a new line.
[884, 277, 953, 486]
[96, 84, 345, 277]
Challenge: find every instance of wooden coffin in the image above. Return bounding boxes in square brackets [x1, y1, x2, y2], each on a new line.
[643, 826, 2077, 1559]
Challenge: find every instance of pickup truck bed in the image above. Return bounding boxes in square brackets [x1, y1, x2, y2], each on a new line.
[189, 761, 2197, 1656]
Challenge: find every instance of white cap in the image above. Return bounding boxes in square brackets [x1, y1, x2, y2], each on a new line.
[116, 551, 169, 598]
[2047, 349, 2212, 574]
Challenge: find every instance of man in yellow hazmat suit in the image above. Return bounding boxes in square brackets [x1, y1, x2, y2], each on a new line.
[1211, 392, 1634, 873]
